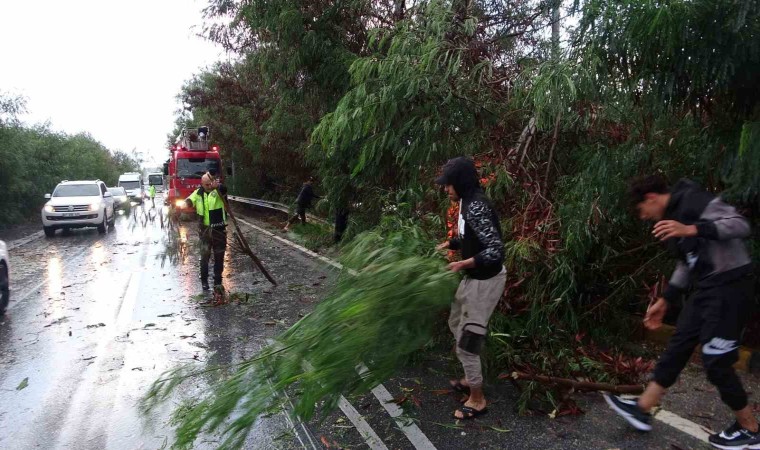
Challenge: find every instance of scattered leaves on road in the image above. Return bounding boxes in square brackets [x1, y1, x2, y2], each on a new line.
[16, 378, 28, 391]
[44, 316, 70, 327]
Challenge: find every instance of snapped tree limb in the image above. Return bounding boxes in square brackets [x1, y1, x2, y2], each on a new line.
[502, 371, 644, 395]
[222, 197, 277, 285]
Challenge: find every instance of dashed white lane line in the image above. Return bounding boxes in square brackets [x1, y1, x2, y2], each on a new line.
[337, 396, 390, 450]
[655, 409, 712, 443]
[620, 395, 712, 443]
[359, 367, 437, 450]
[7, 245, 91, 312]
[240, 215, 717, 449]
[272, 341, 388, 450]
[239, 218, 433, 450]
[6, 231, 44, 250]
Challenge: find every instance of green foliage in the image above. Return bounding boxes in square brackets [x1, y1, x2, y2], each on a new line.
[157, 0, 760, 417]
[142, 228, 457, 448]
[311, 0, 501, 210]
[577, 0, 760, 116]
[726, 122, 760, 206]
[0, 95, 140, 225]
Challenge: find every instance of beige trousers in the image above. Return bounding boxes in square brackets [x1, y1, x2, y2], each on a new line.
[448, 267, 506, 387]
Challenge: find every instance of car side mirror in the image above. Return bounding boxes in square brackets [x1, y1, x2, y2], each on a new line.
[163, 163, 169, 176]
[103, 192, 112, 198]
[226, 167, 233, 176]
[44, 193, 51, 199]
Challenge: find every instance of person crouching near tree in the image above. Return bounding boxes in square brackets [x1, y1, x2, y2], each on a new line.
[605, 175, 758, 449]
[185, 172, 229, 304]
[435, 156, 506, 421]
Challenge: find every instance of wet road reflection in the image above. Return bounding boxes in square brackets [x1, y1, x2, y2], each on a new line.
[0, 201, 319, 449]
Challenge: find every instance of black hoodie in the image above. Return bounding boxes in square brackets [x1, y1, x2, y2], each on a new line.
[437, 157, 505, 280]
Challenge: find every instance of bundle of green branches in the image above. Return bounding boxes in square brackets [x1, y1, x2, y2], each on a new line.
[141, 228, 458, 449]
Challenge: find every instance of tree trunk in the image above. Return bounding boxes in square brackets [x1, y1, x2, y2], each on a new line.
[503, 371, 645, 395]
[551, 0, 561, 59]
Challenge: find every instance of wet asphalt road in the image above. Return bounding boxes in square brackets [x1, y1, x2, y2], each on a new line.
[1, 199, 759, 449]
[0, 201, 332, 449]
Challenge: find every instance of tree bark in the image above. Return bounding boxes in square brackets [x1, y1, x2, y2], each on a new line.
[544, 113, 562, 185]
[551, 0, 561, 59]
[517, 118, 536, 167]
[222, 197, 277, 285]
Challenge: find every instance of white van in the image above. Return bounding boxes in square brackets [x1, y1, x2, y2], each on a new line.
[118, 172, 144, 203]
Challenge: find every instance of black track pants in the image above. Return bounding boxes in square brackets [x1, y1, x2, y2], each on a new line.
[199, 226, 227, 286]
[652, 275, 755, 411]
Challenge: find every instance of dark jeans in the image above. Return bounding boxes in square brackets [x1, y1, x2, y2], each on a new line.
[287, 205, 307, 226]
[199, 226, 227, 286]
[652, 275, 755, 411]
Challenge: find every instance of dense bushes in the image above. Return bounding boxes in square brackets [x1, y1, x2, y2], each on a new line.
[169, 0, 760, 404]
[0, 95, 139, 225]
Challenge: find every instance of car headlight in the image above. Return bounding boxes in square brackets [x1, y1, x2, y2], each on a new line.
[44, 204, 55, 213]
[175, 199, 186, 208]
[89, 202, 102, 211]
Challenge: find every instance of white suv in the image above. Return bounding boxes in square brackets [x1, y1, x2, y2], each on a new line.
[41, 180, 115, 237]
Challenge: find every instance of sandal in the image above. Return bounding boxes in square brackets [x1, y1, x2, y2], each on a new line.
[453, 405, 488, 420]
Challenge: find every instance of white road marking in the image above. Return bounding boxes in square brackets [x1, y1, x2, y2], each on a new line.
[655, 409, 712, 443]
[337, 396, 390, 450]
[6, 230, 45, 250]
[358, 364, 437, 450]
[240, 218, 434, 449]
[7, 245, 91, 312]
[240, 212, 720, 449]
[235, 217, 355, 275]
[620, 395, 713, 443]
[297, 357, 390, 450]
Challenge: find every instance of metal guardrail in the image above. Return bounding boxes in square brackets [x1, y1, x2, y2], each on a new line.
[227, 195, 330, 226]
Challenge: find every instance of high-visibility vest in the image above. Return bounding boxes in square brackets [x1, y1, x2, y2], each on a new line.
[186, 188, 227, 227]
[149, 185, 156, 197]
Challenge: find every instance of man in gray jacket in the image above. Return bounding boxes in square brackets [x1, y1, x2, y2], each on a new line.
[605, 176, 758, 449]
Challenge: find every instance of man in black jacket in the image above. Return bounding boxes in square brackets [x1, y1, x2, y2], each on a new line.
[605, 175, 758, 449]
[284, 177, 320, 231]
[436, 157, 506, 421]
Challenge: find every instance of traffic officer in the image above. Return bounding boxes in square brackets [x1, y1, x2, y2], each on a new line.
[185, 172, 228, 302]
[148, 184, 156, 208]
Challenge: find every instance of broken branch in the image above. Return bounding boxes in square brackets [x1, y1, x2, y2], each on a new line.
[502, 371, 644, 394]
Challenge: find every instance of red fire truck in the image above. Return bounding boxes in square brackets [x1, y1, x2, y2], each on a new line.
[163, 126, 227, 212]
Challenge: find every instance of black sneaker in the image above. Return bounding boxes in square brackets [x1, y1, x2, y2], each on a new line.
[709, 421, 760, 449]
[603, 394, 652, 431]
[201, 281, 210, 291]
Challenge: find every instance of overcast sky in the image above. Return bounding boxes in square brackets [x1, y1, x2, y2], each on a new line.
[0, 0, 226, 167]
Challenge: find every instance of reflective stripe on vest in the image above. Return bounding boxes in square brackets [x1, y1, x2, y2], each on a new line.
[187, 189, 226, 227]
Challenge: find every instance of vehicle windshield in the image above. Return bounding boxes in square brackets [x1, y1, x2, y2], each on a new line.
[177, 158, 220, 178]
[119, 180, 140, 190]
[53, 184, 100, 197]
[148, 175, 163, 185]
[108, 187, 126, 196]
